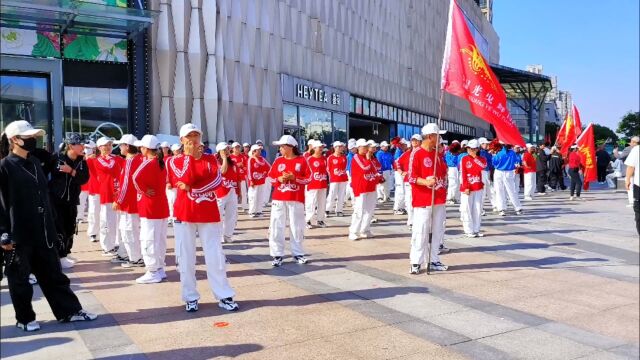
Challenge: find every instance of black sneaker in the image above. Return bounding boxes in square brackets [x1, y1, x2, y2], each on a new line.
[371, 217, 378, 223]
[89, 235, 98, 243]
[410, 264, 421, 275]
[218, 297, 239, 312]
[305, 221, 313, 229]
[317, 221, 327, 228]
[62, 309, 98, 322]
[185, 300, 198, 312]
[121, 259, 145, 268]
[271, 256, 283, 267]
[16, 320, 40, 332]
[325, 211, 330, 217]
[293, 255, 308, 264]
[110, 255, 129, 264]
[429, 262, 449, 271]
[439, 244, 451, 254]
[515, 210, 523, 215]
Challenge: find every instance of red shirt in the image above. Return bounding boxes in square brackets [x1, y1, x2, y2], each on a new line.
[350, 153, 380, 197]
[133, 158, 169, 219]
[248, 156, 271, 186]
[94, 155, 124, 204]
[307, 156, 328, 190]
[396, 150, 413, 183]
[327, 154, 348, 183]
[568, 151, 582, 169]
[460, 155, 487, 192]
[86, 157, 101, 195]
[522, 152, 537, 173]
[116, 154, 143, 213]
[214, 156, 240, 198]
[268, 156, 311, 203]
[230, 153, 247, 181]
[371, 156, 382, 173]
[408, 147, 447, 207]
[167, 154, 222, 223]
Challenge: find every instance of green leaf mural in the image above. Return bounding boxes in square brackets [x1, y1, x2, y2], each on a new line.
[114, 40, 128, 50]
[32, 33, 60, 58]
[64, 35, 100, 61]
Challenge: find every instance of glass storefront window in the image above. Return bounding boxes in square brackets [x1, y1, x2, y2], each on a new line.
[0, 72, 51, 149]
[299, 106, 332, 145]
[349, 96, 356, 113]
[283, 104, 298, 126]
[363, 100, 369, 116]
[333, 113, 347, 143]
[398, 124, 406, 140]
[355, 98, 362, 114]
[64, 86, 128, 140]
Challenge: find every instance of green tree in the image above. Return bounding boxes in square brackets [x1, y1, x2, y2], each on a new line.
[592, 124, 618, 145]
[616, 111, 640, 140]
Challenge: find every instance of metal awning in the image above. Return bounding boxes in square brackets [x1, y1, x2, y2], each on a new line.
[490, 63, 552, 143]
[0, 0, 158, 39]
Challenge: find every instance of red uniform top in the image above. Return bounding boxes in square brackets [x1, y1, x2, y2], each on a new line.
[86, 157, 101, 195]
[247, 156, 271, 186]
[214, 156, 240, 198]
[230, 153, 247, 181]
[522, 152, 537, 173]
[268, 156, 312, 203]
[116, 154, 143, 213]
[350, 153, 380, 197]
[303, 151, 312, 159]
[460, 155, 487, 192]
[132, 158, 169, 219]
[568, 152, 582, 169]
[167, 154, 223, 223]
[371, 156, 382, 173]
[408, 147, 447, 207]
[307, 156, 328, 190]
[327, 154, 348, 183]
[94, 155, 124, 204]
[396, 150, 413, 183]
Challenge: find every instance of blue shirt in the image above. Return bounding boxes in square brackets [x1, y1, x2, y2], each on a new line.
[394, 148, 403, 161]
[479, 149, 493, 171]
[346, 151, 355, 175]
[445, 151, 459, 168]
[457, 152, 468, 168]
[492, 148, 519, 171]
[376, 150, 394, 171]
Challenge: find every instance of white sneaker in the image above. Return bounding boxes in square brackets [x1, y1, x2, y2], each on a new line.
[158, 268, 167, 279]
[348, 233, 359, 241]
[16, 320, 40, 332]
[223, 235, 233, 243]
[60, 257, 75, 269]
[136, 271, 162, 284]
[358, 231, 373, 239]
[28, 274, 37, 285]
[569, 196, 575, 201]
[465, 233, 477, 238]
[524, 197, 533, 201]
[475, 233, 484, 237]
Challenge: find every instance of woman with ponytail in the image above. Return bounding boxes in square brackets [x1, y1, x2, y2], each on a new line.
[214, 142, 239, 243]
[132, 135, 169, 284]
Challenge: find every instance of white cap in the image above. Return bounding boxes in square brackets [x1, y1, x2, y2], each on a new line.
[242, 142, 250, 147]
[134, 135, 160, 149]
[256, 139, 264, 144]
[380, 141, 389, 147]
[84, 140, 97, 148]
[410, 134, 422, 141]
[307, 139, 315, 145]
[216, 142, 229, 152]
[461, 140, 469, 146]
[231, 142, 241, 148]
[348, 138, 356, 143]
[401, 138, 410, 145]
[355, 138, 368, 147]
[526, 143, 534, 148]
[250, 144, 261, 152]
[3, 120, 45, 139]
[332, 141, 344, 147]
[160, 141, 170, 148]
[273, 135, 298, 147]
[478, 137, 489, 145]
[311, 140, 324, 149]
[347, 142, 356, 150]
[115, 134, 137, 146]
[170, 143, 181, 151]
[452, 140, 460, 144]
[467, 139, 479, 149]
[96, 137, 114, 147]
[421, 123, 446, 136]
[179, 123, 203, 138]
[369, 142, 379, 148]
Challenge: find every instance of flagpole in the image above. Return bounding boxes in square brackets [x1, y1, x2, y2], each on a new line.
[426, 89, 446, 275]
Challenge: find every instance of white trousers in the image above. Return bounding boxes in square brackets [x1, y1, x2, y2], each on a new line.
[377, 170, 392, 201]
[269, 200, 306, 257]
[447, 167, 460, 202]
[217, 192, 238, 238]
[349, 192, 377, 236]
[99, 204, 117, 251]
[261, 178, 272, 206]
[115, 212, 127, 258]
[248, 183, 267, 214]
[174, 222, 235, 302]
[139, 218, 168, 271]
[166, 188, 177, 220]
[460, 191, 483, 235]
[346, 175, 355, 204]
[238, 180, 248, 210]
[410, 206, 445, 265]
[494, 170, 522, 211]
[87, 194, 101, 237]
[524, 172, 536, 198]
[119, 212, 141, 261]
[605, 172, 621, 188]
[326, 181, 347, 213]
[77, 190, 88, 221]
[514, 173, 521, 194]
[393, 173, 406, 211]
[404, 183, 413, 226]
[481, 170, 495, 209]
[305, 188, 327, 223]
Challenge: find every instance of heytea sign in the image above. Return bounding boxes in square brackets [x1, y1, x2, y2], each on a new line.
[296, 83, 341, 106]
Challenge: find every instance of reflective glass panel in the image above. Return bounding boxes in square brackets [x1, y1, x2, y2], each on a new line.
[64, 86, 128, 140]
[333, 113, 347, 143]
[299, 106, 332, 145]
[283, 104, 298, 126]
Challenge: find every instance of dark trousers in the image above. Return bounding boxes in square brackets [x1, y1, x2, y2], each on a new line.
[53, 200, 77, 257]
[634, 185, 640, 236]
[597, 165, 607, 182]
[536, 170, 547, 193]
[4, 242, 82, 324]
[548, 170, 565, 190]
[569, 168, 582, 197]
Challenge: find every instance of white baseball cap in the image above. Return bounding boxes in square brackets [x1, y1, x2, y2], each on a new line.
[250, 144, 261, 152]
[332, 141, 344, 147]
[160, 141, 170, 148]
[347, 142, 356, 150]
[355, 138, 368, 147]
[380, 141, 389, 147]
[311, 140, 324, 149]
[467, 139, 479, 149]
[84, 140, 97, 148]
[401, 138, 410, 145]
[170, 143, 181, 151]
[369, 142, 379, 148]
[231, 142, 241, 148]
[307, 139, 315, 145]
[134, 135, 160, 149]
[421, 123, 446, 135]
[526, 143, 534, 148]
[452, 140, 460, 144]
[3, 120, 45, 139]
[215, 142, 229, 152]
[96, 137, 114, 147]
[461, 140, 469, 146]
[410, 134, 422, 141]
[115, 134, 138, 146]
[179, 123, 203, 138]
[242, 142, 250, 147]
[273, 135, 298, 147]
[256, 139, 264, 144]
[478, 137, 489, 145]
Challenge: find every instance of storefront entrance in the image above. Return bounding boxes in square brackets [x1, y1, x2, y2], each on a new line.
[348, 117, 392, 142]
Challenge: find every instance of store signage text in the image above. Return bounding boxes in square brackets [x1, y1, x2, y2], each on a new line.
[296, 84, 341, 106]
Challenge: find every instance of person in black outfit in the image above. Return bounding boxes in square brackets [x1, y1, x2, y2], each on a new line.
[548, 147, 566, 190]
[0, 121, 97, 332]
[595, 146, 611, 183]
[536, 143, 549, 194]
[48, 133, 90, 269]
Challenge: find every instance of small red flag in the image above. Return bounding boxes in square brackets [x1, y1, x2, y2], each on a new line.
[556, 105, 583, 155]
[440, 0, 525, 147]
[576, 123, 597, 188]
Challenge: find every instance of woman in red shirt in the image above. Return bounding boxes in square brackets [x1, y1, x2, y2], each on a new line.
[84, 142, 100, 242]
[247, 144, 270, 217]
[214, 143, 240, 243]
[132, 135, 169, 284]
[459, 140, 487, 237]
[267, 135, 312, 267]
[230, 142, 248, 213]
[348, 139, 381, 240]
[567, 145, 583, 200]
[522, 144, 537, 200]
[305, 141, 329, 229]
[325, 141, 348, 216]
[94, 137, 123, 256]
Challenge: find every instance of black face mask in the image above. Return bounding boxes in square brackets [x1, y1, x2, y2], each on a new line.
[19, 137, 37, 153]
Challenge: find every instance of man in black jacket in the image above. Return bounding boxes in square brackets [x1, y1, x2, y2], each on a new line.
[548, 147, 566, 190]
[595, 145, 611, 184]
[536, 143, 550, 194]
[48, 134, 89, 269]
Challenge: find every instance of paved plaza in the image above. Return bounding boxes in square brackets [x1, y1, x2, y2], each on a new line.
[1, 187, 638, 360]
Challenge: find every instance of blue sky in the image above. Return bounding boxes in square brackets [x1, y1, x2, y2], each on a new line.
[493, 0, 639, 132]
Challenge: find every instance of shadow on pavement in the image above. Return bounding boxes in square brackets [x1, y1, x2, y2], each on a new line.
[449, 256, 608, 271]
[451, 242, 577, 254]
[0, 336, 73, 358]
[93, 343, 264, 359]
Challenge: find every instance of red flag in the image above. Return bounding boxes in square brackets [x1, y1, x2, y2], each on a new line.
[556, 107, 580, 155]
[440, 0, 525, 147]
[576, 123, 596, 188]
[572, 105, 582, 134]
